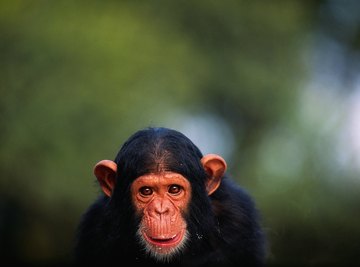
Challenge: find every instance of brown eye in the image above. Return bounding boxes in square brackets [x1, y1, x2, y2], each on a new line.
[139, 186, 153, 196]
[168, 184, 181, 195]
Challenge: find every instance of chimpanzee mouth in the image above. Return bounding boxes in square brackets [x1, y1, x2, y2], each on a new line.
[144, 230, 184, 247]
[139, 228, 189, 261]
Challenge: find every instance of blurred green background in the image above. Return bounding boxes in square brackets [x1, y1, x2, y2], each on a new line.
[1, 0, 360, 266]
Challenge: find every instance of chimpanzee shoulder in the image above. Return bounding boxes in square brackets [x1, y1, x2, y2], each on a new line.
[209, 176, 266, 266]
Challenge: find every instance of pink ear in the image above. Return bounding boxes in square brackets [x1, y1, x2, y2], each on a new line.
[93, 160, 117, 197]
[201, 154, 227, 195]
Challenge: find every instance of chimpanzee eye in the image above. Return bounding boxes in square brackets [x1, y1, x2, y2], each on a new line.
[139, 187, 153, 196]
[168, 184, 181, 195]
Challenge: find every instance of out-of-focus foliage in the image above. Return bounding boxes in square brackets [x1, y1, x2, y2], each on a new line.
[1, 0, 359, 266]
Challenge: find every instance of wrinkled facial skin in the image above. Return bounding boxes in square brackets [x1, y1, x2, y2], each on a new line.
[131, 172, 191, 262]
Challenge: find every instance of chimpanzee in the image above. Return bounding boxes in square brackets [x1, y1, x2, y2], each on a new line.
[74, 127, 266, 266]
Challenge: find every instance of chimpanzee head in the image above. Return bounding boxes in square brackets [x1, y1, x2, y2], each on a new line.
[93, 127, 227, 262]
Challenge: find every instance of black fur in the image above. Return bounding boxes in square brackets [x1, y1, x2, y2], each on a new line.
[74, 127, 266, 266]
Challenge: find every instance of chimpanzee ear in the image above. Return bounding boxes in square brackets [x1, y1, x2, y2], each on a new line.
[201, 154, 227, 195]
[93, 160, 117, 197]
